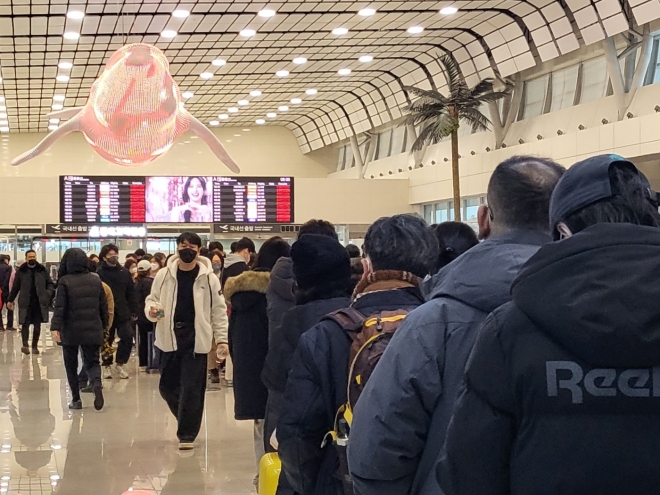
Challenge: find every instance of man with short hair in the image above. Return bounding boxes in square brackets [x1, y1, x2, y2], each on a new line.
[277, 214, 438, 495]
[348, 156, 565, 495]
[222, 237, 255, 287]
[146, 232, 229, 451]
[7, 250, 55, 354]
[125, 253, 137, 262]
[134, 248, 146, 261]
[439, 154, 660, 495]
[97, 243, 138, 379]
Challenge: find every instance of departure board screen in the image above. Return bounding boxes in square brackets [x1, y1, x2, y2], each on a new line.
[60, 176, 146, 223]
[212, 177, 293, 223]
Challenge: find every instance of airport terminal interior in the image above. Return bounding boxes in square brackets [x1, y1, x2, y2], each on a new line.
[0, 0, 659, 493]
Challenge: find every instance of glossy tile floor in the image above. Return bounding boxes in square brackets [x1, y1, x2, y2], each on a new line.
[0, 326, 258, 494]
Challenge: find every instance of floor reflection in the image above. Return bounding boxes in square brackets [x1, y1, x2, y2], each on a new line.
[0, 329, 256, 494]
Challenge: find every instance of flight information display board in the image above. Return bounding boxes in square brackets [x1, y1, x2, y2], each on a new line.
[60, 176, 146, 224]
[212, 177, 293, 223]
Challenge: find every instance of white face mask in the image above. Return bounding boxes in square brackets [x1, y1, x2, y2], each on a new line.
[130, 267, 137, 274]
[150, 263, 159, 271]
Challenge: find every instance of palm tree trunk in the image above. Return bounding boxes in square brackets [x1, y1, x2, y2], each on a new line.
[451, 125, 461, 222]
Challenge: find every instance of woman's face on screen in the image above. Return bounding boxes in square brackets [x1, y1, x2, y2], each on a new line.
[187, 178, 204, 204]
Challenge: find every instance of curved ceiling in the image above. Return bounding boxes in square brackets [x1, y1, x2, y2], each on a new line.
[0, 0, 656, 153]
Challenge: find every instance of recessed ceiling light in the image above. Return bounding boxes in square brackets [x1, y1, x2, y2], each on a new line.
[200, 72, 213, 79]
[49, 118, 60, 124]
[234, 134, 241, 137]
[0, 127, 9, 133]
[238, 100, 249, 106]
[305, 88, 318, 95]
[256, 119, 266, 125]
[0, 114, 7, 119]
[181, 91, 194, 99]
[440, 6, 459, 14]
[161, 30, 177, 38]
[250, 90, 262, 97]
[63, 32, 80, 40]
[53, 95, 65, 101]
[0, 121, 7, 126]
[212, 59, 227, 67]
[48, 125, 58, 131]
[276, 70, 289, 77]
[58, 61, 73, 69]
[267, 112, 277, 118]
[278, 105, 289, 112]
[240, 29, 256, 37]
[338, 68, 352, 76]
[291, 98, 302, 104]
[407, 26, 424, 34]
[359, 55, 374, 63]
[172, 9, 190, 18]
[56, 75, 70, 82]
[293, 57, 307, 65]
[0, 106, 5, 111]
[52, 104, 63, 110]
[258, 9, 276, 18]
[243, 128, 251, 131]
[359, 8, 376, 16]
[0, 97, 5, 102]
[209, 120, 219, 126]
[228, 107, 238, 113]
[66, 10, 85, 20]
[332, 27, 349, 36]
[219, 114, 229, 120]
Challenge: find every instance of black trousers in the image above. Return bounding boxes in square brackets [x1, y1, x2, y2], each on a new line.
[102, 320, 133, 366]
[159, 349, 207, 442]
[21, 311, 42, 348]
[137, 321, 153, 367]
[63, 344, 101, 402]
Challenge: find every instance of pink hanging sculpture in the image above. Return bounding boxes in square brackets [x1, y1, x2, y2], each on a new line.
[11, 43, 240, 172]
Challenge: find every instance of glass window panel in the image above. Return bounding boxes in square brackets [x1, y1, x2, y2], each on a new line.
[464, 197, 481, 223]
[522, 74, 549, 119]
[377, 130, 392, 159]
[423, 204, 433, 224]
[550, 65, 579, 112]
[436, 202, 449, 223]
[580, 57, 607, 104]
[390, 126, 406, 156]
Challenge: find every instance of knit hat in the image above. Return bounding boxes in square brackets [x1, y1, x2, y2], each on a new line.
[290, 234, 351, 289]
[137, 259, 152, 272]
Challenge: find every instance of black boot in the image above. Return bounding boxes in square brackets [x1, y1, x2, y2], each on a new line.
[93, 385, 104, 411]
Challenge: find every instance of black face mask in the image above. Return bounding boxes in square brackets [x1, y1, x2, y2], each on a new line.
[27, 260, 36, 267]
[178, 248, 197, 264]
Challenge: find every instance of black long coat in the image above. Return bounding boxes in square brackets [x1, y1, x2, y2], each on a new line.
[7, 262, 55, 325]
[225, 270, 270, 421]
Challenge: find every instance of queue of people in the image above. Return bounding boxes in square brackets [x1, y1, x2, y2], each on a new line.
[1, 152, 658, 493]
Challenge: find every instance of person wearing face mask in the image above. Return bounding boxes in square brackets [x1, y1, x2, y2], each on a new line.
[135, 260, 155, 372]
[222, 237, 255, 288]
[97, 244, 139, 380]
[145, 232, 229, 451]
[124, 259, 138, 280]
[6, 250, 55, 355]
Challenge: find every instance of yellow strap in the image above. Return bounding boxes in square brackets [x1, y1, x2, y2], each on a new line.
[364, 314, 407, 327]
[344, 405, 353, 426]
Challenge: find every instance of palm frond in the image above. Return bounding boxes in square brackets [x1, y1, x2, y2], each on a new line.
[469, 79, 495, 98]
[439, 55, 464, 94]
[474, 90, 510, 104]
[403, 86, 449, 105]
[460, 107, 492, 132]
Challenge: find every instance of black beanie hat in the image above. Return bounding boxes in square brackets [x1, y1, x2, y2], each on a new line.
[291, 234, 351, 289]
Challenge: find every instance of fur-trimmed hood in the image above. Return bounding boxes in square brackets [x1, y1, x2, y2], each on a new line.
[224, 270, 271, 302]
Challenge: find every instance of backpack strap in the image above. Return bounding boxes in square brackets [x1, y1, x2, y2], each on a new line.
[322, 307, 366, 333]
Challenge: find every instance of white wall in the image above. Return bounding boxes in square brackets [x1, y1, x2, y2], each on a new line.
[0, 176, 411, 226]
[0, 126, 333, 178]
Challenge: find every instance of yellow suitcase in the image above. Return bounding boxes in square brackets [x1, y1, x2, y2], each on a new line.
[258, 453, 281, 495]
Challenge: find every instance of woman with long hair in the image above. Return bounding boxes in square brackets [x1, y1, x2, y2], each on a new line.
[170, 176, 212, 223]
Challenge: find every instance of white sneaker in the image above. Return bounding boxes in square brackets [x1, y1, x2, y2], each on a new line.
[115, 365, 129, 379]
[103, 366, 112, 380]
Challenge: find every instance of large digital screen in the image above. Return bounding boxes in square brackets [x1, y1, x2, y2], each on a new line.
[60, 175, 294, 224]
[60, 176, 146, 223]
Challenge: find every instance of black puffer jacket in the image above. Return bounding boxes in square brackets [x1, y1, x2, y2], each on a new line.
[7, 262, 55, 325]
[0, 263, 11, 297]
[225, 269, 271, 420]
[97, 261, 138, 323]
[136, 275, 154, 325]
[266, 257, 295, 345]
[439, 223, 660, 495]
[51, 249, 109, 346]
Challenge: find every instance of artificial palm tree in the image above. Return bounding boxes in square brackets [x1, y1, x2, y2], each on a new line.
[404, 55, 508, 222]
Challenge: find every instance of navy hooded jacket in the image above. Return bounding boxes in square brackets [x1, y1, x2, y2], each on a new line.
[348, 230, 550, 495]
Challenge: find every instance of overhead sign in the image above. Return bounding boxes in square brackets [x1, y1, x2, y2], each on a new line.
[45, 224, 147, 238]
[213, 224, 302, 234]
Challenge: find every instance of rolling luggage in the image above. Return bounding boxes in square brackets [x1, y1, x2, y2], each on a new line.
[147, 330, 160, 372]
[258, 453, 281, 495]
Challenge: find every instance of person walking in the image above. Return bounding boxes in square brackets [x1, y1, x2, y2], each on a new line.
[97, 244, 138, 379]
[4, 256, 16, 330]
[145, 232, 229, 451]
[135, 260, 154, 372]
[0, 255, 11, 331]
[50, 248, 108, 411]
[224, 236, 291, 485]
[7, 250, 55, 355]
